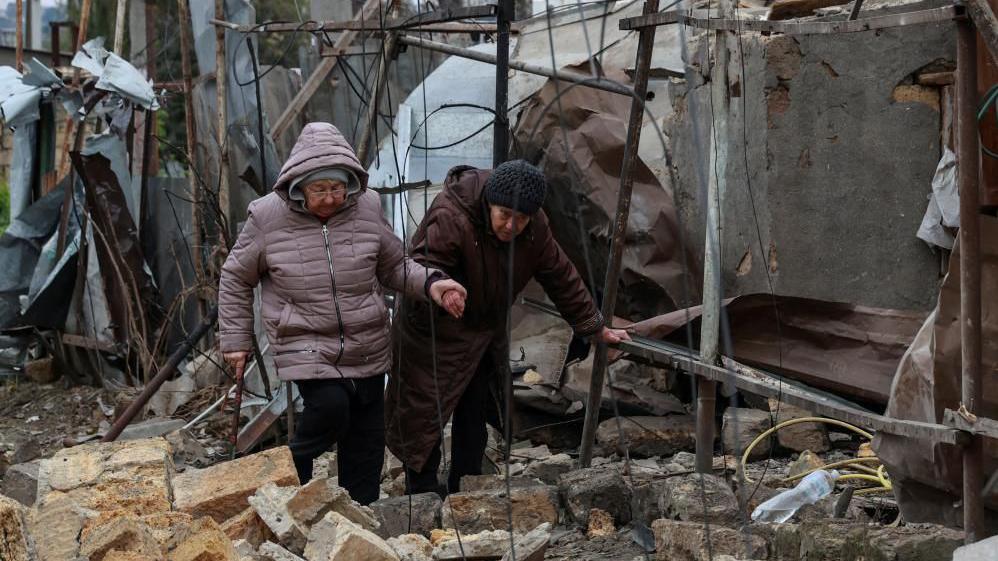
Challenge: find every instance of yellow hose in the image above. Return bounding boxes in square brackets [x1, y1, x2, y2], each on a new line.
[740, 416, 891, 495]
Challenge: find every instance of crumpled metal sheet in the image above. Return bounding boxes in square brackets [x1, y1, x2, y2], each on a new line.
[0, 188, 65, 328]
[874, 215, 998, 529]
[916, 147, 959, 249]
[72, 37, 157, 111]
[513, 65, 699, 321]
[625, 293, 928, 405]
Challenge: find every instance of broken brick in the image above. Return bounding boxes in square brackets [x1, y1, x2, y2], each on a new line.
[441, 485, 559, 533]
[247, 484, 306, 553]
[285, 477, 378, 533]
[79, 515, 163, 561]
[370, 493, 441, 538]
[222, 507, 277, 549]
[0, 494, 35, 561]
[722, 408, 773, 461]
[559, 467, 631, 527]
[652, 519, 767, 561]
[166, 517, 238, 561]
[595, 415, 697, 458]
[663, 473, 742, 527]
[387, 534, 432, 561]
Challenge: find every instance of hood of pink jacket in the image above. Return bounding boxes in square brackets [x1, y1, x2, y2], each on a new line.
[273, 122, 369, 196]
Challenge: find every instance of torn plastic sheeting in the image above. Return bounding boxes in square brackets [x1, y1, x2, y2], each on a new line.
[72, 37, 157, 110]
[874, 215, 998, 530]
[8, 123, 36, 221]
[71, 37, 108, 77]
[22, 58, 62, 88]
[82, 134, 138, 225]
[625, 294, 929, 405]
[21, 230, 80, 330]
[916, 147, 959, 249]
[0, 188, 65, 328]
[0, 67, 41, 127]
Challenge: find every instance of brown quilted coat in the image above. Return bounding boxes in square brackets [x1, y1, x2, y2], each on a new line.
[385, 166, 602, 471]
[218, 123, 438, 381]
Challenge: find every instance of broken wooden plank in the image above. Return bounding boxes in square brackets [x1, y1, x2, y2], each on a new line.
[967, 0, 998, 65]
[768, 0, 852, 21]
[615, 335, 966, 445]
[918, 71, 956, 86]
[61, 333, 117, 353]
[619, 4, 959, 34]
[270, 0, 383, 142]
[943, 408, 998, 440]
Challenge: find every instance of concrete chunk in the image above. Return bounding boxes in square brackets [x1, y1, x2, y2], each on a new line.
[369, 493, 441, 538]
[441, 486, 559, 534]
[596, 415, 698, 458]
[222, 507, 277, 549]
[28, 491, 91, 561]
[954, 534, 998, 561]
[285, 477, 378, 532]
[867, 525, 964, 561]
[2, 461, 40, 507]
[458, 475, 544, 493]
[500, 523, 550, 561]
[257, 541, 305, 561]
[768, 400, 830, 453]
[431, 529, 511, 560]
[247, 484, 306, 553]
[0, 494, 35, 561]
[172, 447, 298, 523]
[303, 511, 397, 561]
[559, 467, 631, 526]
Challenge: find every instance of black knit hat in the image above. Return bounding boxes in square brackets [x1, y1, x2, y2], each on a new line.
[484, 159, 547, 215]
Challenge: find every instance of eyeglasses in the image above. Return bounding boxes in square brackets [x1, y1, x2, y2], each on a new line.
[304, 186, 347, 198]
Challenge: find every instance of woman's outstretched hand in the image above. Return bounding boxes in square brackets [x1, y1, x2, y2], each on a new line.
[429, 279, 467, 319]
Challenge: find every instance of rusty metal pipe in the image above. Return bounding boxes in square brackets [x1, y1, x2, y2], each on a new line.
[103, 307, 218, 442]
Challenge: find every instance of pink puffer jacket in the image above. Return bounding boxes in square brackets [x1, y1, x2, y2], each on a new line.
[218, 123, 437, 381]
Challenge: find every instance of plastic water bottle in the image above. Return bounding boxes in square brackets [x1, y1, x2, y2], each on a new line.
[751, 469, 840, 523]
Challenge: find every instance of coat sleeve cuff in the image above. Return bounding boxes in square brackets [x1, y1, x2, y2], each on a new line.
[219, 332, 254, 353]
[424, 270, 449, 299]
[573, 311, 604, 338]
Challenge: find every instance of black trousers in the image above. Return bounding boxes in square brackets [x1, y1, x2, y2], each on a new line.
[405, 359, 491, 495]
[291, 374, 385, 505]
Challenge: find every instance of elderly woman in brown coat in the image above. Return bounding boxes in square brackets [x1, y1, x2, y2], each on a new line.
[218, 123, 465, 504]
[386, 160, 629, 495]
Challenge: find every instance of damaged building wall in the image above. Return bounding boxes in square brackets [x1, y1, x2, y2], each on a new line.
[665, 20, 955, 311]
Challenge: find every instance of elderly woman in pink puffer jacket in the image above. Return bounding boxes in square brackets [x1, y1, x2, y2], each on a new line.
[218, 123, 466, 504]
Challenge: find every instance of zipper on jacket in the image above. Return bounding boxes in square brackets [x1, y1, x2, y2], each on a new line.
[322, 224, 347, 372]
[275, 348, 315, 356]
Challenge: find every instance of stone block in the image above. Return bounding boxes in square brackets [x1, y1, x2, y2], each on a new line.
[559, 467, 631, 526]
[432, 529, 511, 560]
[866, 524, 964, 561]
[722, 408, 773, 460]
[29, 491, 91, 561]
[172, 447, 298, 523]
[2, 461, 40, 506]
[166, 517, 238, 561]
[370, 493, 441, 538]
[521, 453, 574, 485]
[459, 475, 544, 493]
[798, 519, 869, 561]
[596, 416, 697, 458]
[285, 477, 378, 532]
[137, 512, 196, 549]
[222, 508, 277, 549]
[747, 522, 800, 561]
[247, 484, 306, 553]
[441, 485, 559, 533]
[80, 515, 163, 561]
[387, 534, 432, 561]
[257, 541, 306, 561]
[508, 444, 552, 462]
[500, 523, 550, 561]
[11, 438, 41, 464]
[651, 519, 767, 561]
[629, 475, 671, 525]
[768, 400, 830, 453]
[303, 511, 397, 561]
[0, 494, 35, 561]
[663, 473, 741, 527]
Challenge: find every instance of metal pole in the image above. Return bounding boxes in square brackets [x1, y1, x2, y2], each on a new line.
[397, 35, 634, 97]
[578, 0, 659, 468]
[356, 32, 399, 165]
[177, 0, 206, 320]
[493, 0, 512, 166]
[103, 308, 219, 442]
[215, 0, 230, 239]
[957, 17, 984, 544]
[247, 36, 268, 193]
[694, 0, 734, 475]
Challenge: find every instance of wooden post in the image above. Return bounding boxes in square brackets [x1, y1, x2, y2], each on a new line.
[493, 0, 512, 165]
[356, 32, 398, 165]
[177, 0, 205, 318]
[114, 0, 127, 53]
[578, 0, 660, 468]
[956, 16, 984, 544]
[15, 0, 23, 73]
[215, 0, 230, 237]
[695, 0, 734, 475]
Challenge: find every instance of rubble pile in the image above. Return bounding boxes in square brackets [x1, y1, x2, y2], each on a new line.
[0, 398, 971, 561]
